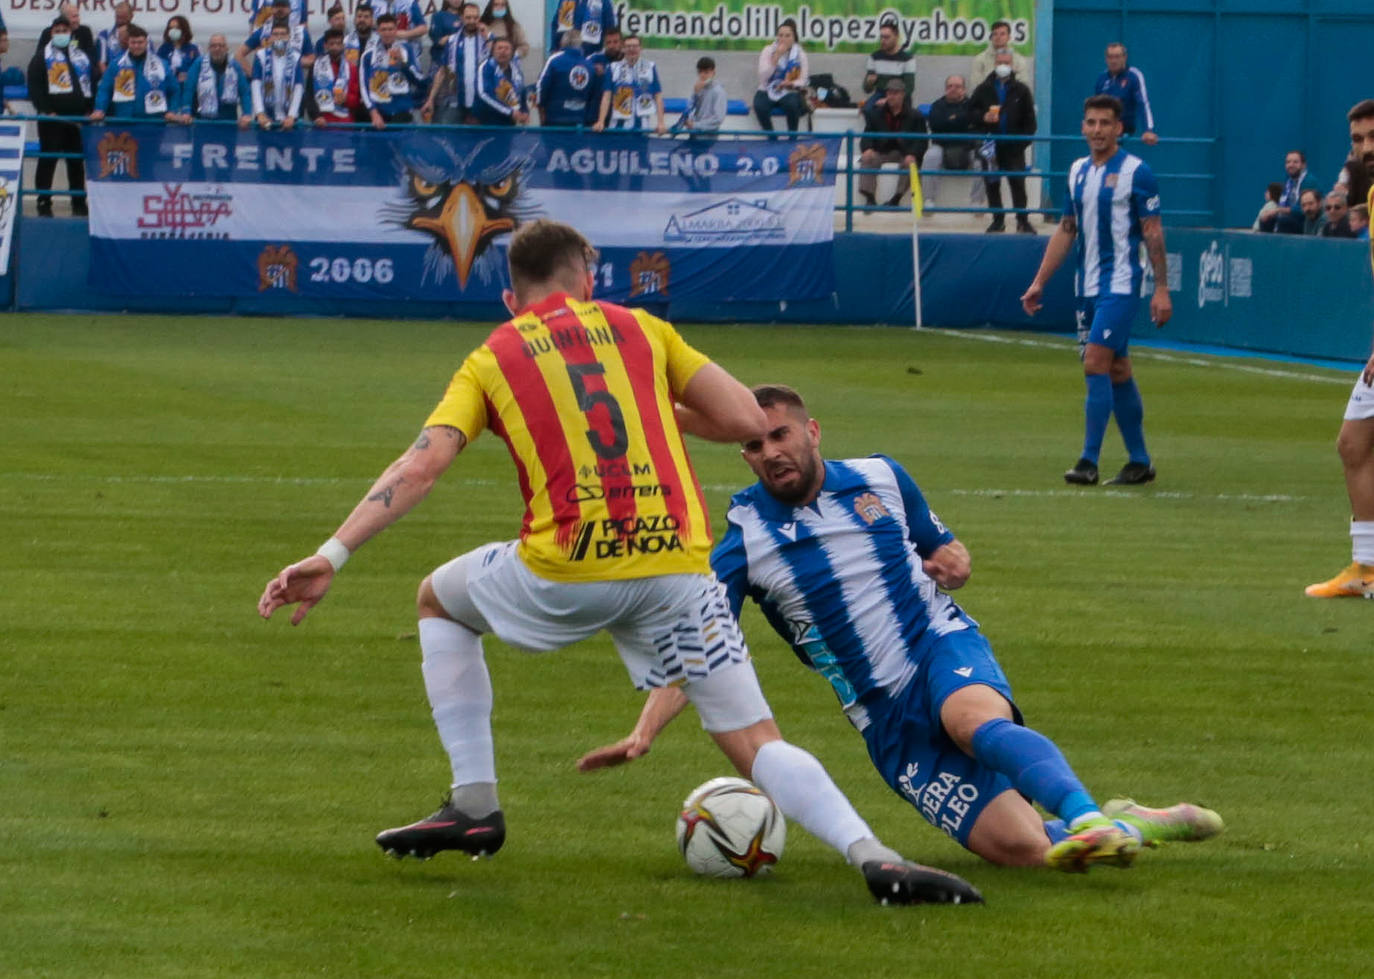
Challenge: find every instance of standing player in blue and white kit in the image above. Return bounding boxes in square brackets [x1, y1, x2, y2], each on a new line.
[581, 385, 1223, 872]
[1022, 94, 1172, 486]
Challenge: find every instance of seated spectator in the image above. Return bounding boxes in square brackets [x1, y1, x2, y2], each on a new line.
[473, 36, 527, 126]
[857, 78, 927, 208]
[862, 19, 913, 97]
[98, 2, 133, 70]
[1258, 150, 1319, 233]
[923, 74, 981, 205]
[158, 16, 198, 84]
[970, 50, 1036, 233]
[38, 3, 98, 69]
[312, 28, 361, 124]
[90, 24, 184, 122]
[676, 56, 726, 134]
[482, 0, 527, 61]
[362, 13, 426, 128]
[1297, 187, 1326, 235]
[1320, 192, 1357, 238]
[422, 2, 488, 125]
[251, 20, 305, 129]
[1252, 182, 1282, 231]
[428, 0, 465, 64]
[28, 15, 94, 217]
[593, 34, 662, 133]
[754, 19, 808, 133]
[536, 29, 589, 127]
[240, 0, 314, 72]
[315, 5, 348, 58]
[1351, 203, 1370, 241]
[182, 33, 251, 127]
[970, 20, 1028, 92]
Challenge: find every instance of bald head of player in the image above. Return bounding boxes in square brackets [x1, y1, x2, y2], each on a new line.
[503, 219, 597, 313]
[741, 384, 826, 506]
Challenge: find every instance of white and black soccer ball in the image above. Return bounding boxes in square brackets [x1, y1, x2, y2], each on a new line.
[675, 777, 786, 878]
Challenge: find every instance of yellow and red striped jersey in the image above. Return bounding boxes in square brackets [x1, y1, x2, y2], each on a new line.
[425, 292, 714, 582]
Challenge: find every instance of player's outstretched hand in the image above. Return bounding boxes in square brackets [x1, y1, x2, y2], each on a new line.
[258, 554, 336, 625]
[1020, 281, 1043, 317]
[576, 733, 652, 772]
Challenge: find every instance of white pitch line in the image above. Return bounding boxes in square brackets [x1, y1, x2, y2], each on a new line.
[932, 328, 1354, 385]
[949, 487, 1307, 503]
[0, 471, 1309, 504]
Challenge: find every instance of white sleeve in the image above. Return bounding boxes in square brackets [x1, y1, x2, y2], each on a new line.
[1131, 67, 1154, 131]
[251, 77, 265, 115]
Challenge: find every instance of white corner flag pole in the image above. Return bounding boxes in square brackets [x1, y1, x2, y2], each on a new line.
[909, 161, 925, 330]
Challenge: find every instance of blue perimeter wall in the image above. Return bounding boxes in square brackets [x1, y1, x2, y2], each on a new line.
[13, 219, 1374, 364]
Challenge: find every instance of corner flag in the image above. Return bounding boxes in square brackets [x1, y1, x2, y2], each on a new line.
[909, 161, 924, 329]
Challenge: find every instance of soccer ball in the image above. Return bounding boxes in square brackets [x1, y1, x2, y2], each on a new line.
[675, 777, 786, 878]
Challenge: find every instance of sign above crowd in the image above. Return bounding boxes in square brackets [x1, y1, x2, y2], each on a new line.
[83, 125, 841, 304]
[610, 1, 1033, 55]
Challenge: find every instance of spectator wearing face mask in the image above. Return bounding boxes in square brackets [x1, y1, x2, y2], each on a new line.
[28, 15, 94, 216]
[481, 0, 527, 61]
[251, 19, 306, 129]
[970, 20, 1029, 93]
[158, 15, 198, 84]
[970, 50, 1037, 233]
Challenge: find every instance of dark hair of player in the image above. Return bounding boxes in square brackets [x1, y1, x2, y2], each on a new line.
[507, 220, 598, 297]
[1083, 94, 1123, 120]
[751, 384, 807, 415]
[1347, 99, 1374, 123]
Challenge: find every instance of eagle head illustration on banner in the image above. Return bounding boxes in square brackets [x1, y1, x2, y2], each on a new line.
[385, 136, 542, 290]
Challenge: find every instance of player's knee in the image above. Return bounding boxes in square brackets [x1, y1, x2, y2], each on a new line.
[416, 575, 446, 618]
[1336, 425, 1374, 467]
[982, 833, 1049, 867]
[1108, 359, 1132, 384]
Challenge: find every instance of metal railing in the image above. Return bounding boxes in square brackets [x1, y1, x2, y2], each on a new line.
[9, 114, 1219, 228]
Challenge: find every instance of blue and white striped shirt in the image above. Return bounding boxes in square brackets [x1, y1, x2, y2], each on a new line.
[712, 455, 975, 734]
[1065, 148, 1161, 298]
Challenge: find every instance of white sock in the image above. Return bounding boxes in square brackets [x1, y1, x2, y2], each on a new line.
[750, 740, 875, 862]
[418, 618, 497, 789]
[1351, 521, 1374, 565]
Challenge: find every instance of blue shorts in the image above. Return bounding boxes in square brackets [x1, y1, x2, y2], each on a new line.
[1075, 294, 1140, 358]
[861, 628, 1022, 848]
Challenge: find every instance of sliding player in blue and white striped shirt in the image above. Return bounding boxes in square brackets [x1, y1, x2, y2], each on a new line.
[1022, 94, 1172, 487]
[580, 385, 1222, 874]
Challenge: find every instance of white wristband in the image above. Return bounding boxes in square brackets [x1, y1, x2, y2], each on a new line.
[315, 537, 351, 572]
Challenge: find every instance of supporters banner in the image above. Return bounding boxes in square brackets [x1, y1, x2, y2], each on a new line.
[606, 1, 1033, 55]
[0, 122, 23, 273]
[83, 125, 840, 303]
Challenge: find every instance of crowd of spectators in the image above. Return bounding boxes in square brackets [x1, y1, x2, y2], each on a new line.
[1256, 146, 1369, 239]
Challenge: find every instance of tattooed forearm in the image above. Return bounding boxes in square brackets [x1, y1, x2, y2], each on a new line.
[1060, 214, 1077, 234]
[1144, 223, 1168, 284]
[367, 478, 406, 508]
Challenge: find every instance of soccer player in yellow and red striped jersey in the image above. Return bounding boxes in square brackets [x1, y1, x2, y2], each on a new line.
[256, 219, 979, 906]
[1307, 100, 1374, 598]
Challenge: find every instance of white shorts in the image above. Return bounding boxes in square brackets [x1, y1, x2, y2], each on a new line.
[1345, 373, 1374, 421]
[429, 541, 772, 732]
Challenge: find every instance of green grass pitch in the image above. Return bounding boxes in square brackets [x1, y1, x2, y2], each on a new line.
[2, 313, 1371, 978]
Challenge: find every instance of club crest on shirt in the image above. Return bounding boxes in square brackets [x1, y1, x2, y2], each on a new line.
[853, 492, 889, 525]
[1105, 173, 1118, 188]
[629, 250, 670, 297]
[96, 131, 140, 178]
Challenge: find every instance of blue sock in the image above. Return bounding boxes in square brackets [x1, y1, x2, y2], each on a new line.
[1082, 373, 1113, 464]
[970, 718, 1100, 825]
[1111, 377, 1150, 465]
